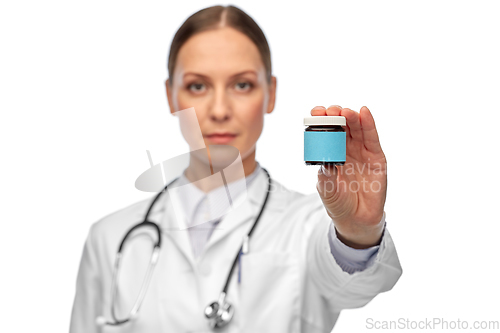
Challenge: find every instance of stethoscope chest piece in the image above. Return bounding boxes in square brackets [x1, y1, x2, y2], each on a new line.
[205, 292, 234, 329]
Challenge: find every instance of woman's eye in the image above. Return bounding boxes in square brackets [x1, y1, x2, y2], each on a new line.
[235, 81, 252, 91]
[188, 83, 206, 93]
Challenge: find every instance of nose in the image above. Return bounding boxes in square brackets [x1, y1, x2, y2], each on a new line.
[208, 86, 231, 122]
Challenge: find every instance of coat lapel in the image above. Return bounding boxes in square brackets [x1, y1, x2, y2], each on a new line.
[133, 187, 197, 267]
[203, 168, 287, 253]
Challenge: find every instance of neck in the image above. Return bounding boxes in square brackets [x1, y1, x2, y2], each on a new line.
[184, 147, 257, 193]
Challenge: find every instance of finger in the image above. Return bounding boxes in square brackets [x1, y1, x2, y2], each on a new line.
[311, 106, 327, 116]
[326, 105, 342, 116]
[317, 165, 339, 199]
[360, 106, 383, 153]
[326, 105, 349, 137]
[343, 120, 351, 140]
[319, 164, 337, 179]
[341, 108, 362, 142]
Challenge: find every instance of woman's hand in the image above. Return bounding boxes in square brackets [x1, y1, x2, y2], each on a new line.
[313, 105, 387, 249]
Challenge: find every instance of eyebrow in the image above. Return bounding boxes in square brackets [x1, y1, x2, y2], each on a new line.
[183, 70, 258, 80]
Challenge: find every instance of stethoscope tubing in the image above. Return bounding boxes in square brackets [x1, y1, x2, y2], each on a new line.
[99, 168, 271, 328]
[221, 167, 271, 294]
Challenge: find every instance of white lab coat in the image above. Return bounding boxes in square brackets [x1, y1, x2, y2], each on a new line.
[70, 168, 402, 333]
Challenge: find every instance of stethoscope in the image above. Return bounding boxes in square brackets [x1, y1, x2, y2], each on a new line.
[96, 167, 272, 329]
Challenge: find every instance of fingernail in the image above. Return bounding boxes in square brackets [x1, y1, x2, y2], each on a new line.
[321, 165, 331, 176]
[312, 106, 326, 110]
[327, 105, 342, 109]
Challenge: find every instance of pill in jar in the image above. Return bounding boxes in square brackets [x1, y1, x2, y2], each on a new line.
[304, 116, 346, 166]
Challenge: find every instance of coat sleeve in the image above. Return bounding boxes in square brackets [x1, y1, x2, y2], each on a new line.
[328, 218, 381, 274]
[69, 223, 103, 333]
[305, 207, 403, 313]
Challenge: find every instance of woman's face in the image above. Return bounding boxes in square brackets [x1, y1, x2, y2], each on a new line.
[166, 26, 277, 161]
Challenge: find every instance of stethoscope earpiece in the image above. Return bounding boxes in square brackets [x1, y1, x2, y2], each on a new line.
[95, 316, 107, 327]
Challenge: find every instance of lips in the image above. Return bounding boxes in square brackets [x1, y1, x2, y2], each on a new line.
[205, 132, 238, 144]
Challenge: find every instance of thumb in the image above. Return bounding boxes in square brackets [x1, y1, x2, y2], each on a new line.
[316, 165, 338, 200]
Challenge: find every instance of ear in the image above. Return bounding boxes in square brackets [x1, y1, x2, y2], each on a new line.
[165, 79, 176, 116]
[266, 76, 277, 114]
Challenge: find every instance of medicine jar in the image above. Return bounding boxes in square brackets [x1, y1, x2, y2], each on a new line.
[304, 116, 346, 166]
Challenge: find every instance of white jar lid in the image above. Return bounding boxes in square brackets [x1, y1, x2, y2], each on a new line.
[304, 116, 346, 126]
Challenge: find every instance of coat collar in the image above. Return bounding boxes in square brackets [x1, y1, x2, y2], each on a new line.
[171, 161, 263, 230]
[135, 166, 288, 266]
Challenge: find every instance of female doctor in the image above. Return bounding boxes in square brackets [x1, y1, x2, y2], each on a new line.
[70, 5, 402, 333]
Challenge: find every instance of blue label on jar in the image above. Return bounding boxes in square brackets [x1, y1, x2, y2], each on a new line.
[304, 131, 346, 162]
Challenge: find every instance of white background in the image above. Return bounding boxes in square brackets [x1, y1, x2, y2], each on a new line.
[1, 0, 499, 332]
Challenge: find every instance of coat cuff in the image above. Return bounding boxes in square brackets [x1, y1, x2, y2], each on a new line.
[328, 212, 386, 274]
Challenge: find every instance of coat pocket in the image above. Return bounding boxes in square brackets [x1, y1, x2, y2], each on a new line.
[238, 251, 300, 332]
